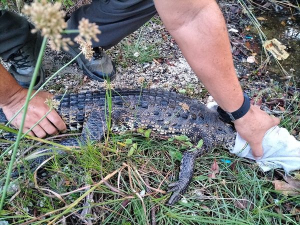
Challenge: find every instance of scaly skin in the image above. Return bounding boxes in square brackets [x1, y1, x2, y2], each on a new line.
[0, 89, 236, 205]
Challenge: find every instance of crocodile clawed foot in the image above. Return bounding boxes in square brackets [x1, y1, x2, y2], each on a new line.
[166, 150, 199, 206]
[167, 190, 181, 206]
[167, 178, 190, 205]
[167, 181, 179, 190]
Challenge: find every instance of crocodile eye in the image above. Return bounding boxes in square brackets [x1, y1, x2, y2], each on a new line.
[198, 113, 204, 120]
[191, 114, 197, 120]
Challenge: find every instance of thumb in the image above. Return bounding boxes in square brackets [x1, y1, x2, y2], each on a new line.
[250, 141, 263, 160]
[251, 117, 279, 160]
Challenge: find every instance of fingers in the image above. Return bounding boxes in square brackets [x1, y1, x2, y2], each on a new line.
[23, 123, 47, 138]
[31, 124, 47, 138]
[46, 110, 67, 132]
[25, 112, 66, 138]
[249, 141, 263, 159]
[38, 117, 59, 136]
[24, 94, 66, 136]
[25, 130, 35, 137]
[23, 118, 60, 138]
[20, 110, 66, 138]
[251, 116, 279, 159]
[2, 89, 67, 138]
[234, 105, 281, 160]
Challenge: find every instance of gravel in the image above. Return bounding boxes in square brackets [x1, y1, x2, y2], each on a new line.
[43, 15, 205, 98]
[42, 1, 257, 103]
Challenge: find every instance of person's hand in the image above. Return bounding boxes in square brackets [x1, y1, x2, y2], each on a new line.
[2, 88, 66, 138]
[233, 105, 280, 159]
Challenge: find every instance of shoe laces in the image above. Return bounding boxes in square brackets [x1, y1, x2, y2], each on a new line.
[8, 49, 34, 69]
[92, 47, 104, 60]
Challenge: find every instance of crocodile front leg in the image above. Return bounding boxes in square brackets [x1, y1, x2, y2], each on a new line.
[167, 147, 207, 205]
[81, 110, 107, 141]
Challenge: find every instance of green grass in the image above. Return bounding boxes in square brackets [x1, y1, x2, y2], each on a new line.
[115, 19, 161, 67]
[1, 128, 300, 224]
[280, 91, 300, 133]
[120, 40, 160, 65]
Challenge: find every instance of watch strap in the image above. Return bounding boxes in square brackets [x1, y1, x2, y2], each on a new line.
[217, 93, 251, 123]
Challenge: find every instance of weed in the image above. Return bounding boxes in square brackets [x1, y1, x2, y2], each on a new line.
[120, 39, 160, 66]
[61, 0, 74, 8]
[117, 20, 161, 67]
[2, 135, 300, 224]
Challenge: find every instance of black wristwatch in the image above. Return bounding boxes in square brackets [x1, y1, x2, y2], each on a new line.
[217, 93, 251, 123]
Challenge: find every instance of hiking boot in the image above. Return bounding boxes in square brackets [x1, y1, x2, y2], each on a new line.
[65, 43, 116, 82]
[7, 33, 45, 89]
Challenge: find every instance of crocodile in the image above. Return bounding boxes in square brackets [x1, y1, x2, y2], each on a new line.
[0, 88, 236, 205]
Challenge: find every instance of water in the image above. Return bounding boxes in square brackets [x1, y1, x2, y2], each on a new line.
[259, 13, 300, 86]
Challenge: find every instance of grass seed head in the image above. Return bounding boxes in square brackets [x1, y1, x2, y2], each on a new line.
[23, 0, 70, 51]
[45, 98, 60, 110]
[74, 36, 94, 60]
[23, 1, 101, 53]
[78, 18, 101, 45]
[74, 18, 101, 60]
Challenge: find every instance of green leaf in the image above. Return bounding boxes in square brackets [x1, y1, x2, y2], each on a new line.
[174, 135, 190, 142]
[180, 146, 189, 150]
[186, 142, 193, 147]
[128, 147, 135, 157]
[0, 209, 10, 216]
[128, 143, 137, 157]
[137, 128, 145, 134]
[193, 175, 208, 181]
[188, 148, 197, 152]
[144, 129, 152, 138]
[169, 150, 182, 161]
[122, 222, 132, 225]
[168, 137, 174, 142]
[25, 152, 54, 161]
[0, 124, 19, 134]
[125, 139, 133, 145]
[179, 89, 186, 94]
[196, 139, 203, 148]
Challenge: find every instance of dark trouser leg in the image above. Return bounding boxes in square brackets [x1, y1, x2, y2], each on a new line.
[0, 10, 34, 60]
[67, 0, 157, 49]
